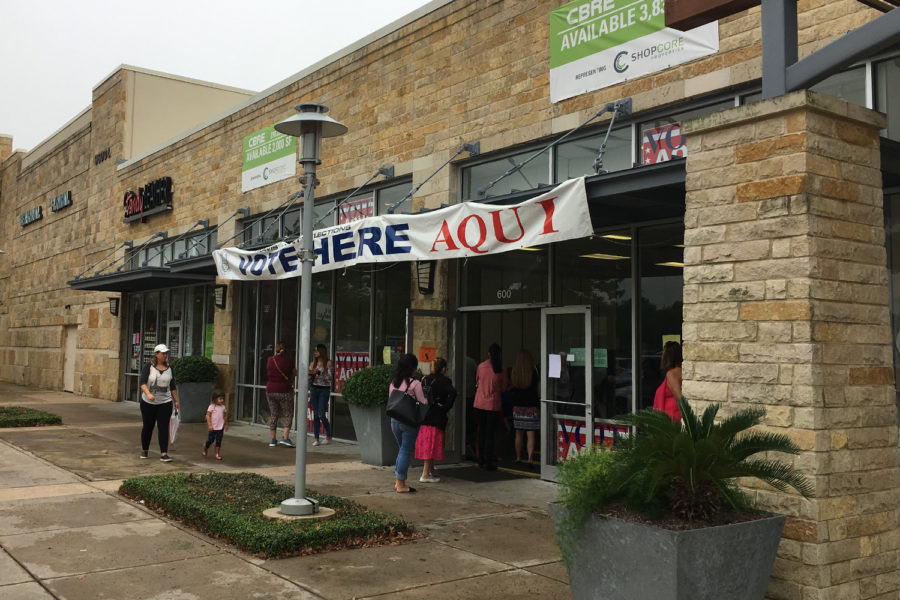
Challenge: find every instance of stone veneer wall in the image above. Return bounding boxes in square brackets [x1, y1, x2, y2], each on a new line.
[0, 0, 885, 400]
[682, 91, 900, 600]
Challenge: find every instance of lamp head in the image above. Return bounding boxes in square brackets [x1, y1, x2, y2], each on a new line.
[274, 103, 347, 164]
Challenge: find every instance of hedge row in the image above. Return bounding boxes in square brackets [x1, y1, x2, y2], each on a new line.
[0, 406, 62, 427]
[119, 471, 414, 558]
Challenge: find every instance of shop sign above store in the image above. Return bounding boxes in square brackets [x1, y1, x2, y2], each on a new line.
[213, 177, 593, 282]
[642, 122, 686, 164]
[50, 191, 72, 212]
[549, 0, 719, 102]
[123, 176, 173, 223]
[19, 206, 42, 227]
[241, 124, 296, 193]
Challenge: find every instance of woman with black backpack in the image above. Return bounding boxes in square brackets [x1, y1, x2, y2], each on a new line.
[415, 358, 457, 483]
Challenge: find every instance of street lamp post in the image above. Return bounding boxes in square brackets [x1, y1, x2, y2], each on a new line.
[274, 103, 347, 515]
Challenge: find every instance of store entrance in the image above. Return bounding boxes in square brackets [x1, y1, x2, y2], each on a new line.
[462, 308, 542, 472]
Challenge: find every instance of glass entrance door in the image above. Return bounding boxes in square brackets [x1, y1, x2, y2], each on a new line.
[540, 306, 592, 481]
[406, 308, 459, 459]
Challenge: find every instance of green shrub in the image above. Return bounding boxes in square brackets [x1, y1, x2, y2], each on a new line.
[171, 354, 218, 384]
[0, 406, 62, 427]
[341, 363, 394, 407]
[119, 471, 413, 558]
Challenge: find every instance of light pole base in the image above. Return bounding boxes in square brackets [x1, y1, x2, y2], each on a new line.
[280, 496, 319, 516]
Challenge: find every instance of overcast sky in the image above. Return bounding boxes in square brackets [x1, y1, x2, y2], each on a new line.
[0, 0, 435, 152]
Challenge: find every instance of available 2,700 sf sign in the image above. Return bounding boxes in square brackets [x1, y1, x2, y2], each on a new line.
[549, 0, 719, 103]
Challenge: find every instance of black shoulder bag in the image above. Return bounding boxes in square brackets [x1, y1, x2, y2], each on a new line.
[386, 379, 428, 426]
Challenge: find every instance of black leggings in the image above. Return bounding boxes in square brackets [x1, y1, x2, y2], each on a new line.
[205, 429, 224, 449]
[140, 400, 173, 453]
[475, 408, 501, 466]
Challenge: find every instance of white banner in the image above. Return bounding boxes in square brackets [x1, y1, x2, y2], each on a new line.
[213, 177, 592, 281]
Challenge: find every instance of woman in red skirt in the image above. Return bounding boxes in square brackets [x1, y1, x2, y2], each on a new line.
[415, 357, 457, 483]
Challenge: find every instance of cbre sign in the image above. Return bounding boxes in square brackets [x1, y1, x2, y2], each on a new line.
[123, 176, 173, 223]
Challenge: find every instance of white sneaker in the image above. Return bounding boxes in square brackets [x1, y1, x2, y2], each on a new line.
[321, 438, 330, 445]
[419, 474, 440, 483]
[312, 440, 320, 446]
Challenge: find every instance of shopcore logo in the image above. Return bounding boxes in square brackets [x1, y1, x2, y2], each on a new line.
[613, 51, 629, 73]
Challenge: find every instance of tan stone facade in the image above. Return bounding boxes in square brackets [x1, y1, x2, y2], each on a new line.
[684, 91, 898, 599]
[0, 1, 897, 596]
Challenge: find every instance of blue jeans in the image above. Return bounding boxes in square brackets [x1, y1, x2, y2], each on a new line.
[310, 386, 331, 440]
[391, 418, 419, 481]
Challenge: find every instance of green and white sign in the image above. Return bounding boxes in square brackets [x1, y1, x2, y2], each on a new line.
[549, 0, 719, 103]
[241, 125, 296, 193]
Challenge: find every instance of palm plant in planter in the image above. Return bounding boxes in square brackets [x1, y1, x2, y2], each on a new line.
[552, 397, 813, 600]
[171, 355, 219, 423]
[341, 364, 397, 466]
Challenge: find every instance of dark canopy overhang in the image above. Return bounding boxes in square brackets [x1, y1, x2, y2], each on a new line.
[67, 266, 214, 292]
[167, 254, 218, 277]
[480, 159, 686, 227]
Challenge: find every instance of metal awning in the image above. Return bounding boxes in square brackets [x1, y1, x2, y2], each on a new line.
[480, 159, 686, 227]
[67, 267, 214, 292]
[167, 254, 218, 276]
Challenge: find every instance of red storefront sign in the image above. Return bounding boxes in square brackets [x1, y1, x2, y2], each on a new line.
[557, 419, 630, 462]
[334, 351, 370, 393]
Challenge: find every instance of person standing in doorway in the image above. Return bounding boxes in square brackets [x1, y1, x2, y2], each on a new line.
[138, 344, 180, 462]
[510, 349, 540, 468]
[266, 342, 297, 448]
[308, 344, 334, 446]
[474, 343, 508, 471]
[653, 341, 683, 423]
[389, 353, 428, 493]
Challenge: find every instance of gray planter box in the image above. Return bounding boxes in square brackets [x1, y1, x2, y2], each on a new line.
[348, 403, 398, 466]
[550, 502, 785, 600]
[177, 382, 215, 423]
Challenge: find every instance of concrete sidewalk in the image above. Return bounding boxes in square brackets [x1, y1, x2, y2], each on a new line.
[0, 383, 570, 599]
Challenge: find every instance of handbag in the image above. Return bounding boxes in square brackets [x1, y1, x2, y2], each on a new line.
[386, 379, 428, 426]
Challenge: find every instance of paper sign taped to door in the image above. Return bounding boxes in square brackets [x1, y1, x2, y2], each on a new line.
[548, 354, 561, 378]
[418, 346, 437, 363]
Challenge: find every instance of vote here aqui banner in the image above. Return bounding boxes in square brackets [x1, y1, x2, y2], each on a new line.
[213, 177, 592, 282]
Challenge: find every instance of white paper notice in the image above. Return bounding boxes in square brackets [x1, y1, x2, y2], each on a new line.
[549, 354, 561, 379]
[566, 354, 575, 362]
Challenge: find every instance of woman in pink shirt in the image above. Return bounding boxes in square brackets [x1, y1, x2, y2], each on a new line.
[473, 343, 507, 470]
[389, 353, 428, 493]
[653, 341, 683, 423]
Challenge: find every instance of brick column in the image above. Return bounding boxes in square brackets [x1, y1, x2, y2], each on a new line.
[682, 91, 900, 600]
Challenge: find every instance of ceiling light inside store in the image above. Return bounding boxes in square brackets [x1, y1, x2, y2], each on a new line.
[580, 253, 630, 260]
[601, 234, 632, 240]
[517, 247, 542, 251]
[656, 261, 685, 268]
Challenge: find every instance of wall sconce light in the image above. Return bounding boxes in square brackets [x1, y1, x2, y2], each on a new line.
[108, 297, 120, 316]
[416, 261, 436, 295]
[214, 284, 227, 309]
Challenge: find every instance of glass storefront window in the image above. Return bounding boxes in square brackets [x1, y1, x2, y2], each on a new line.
[555, 233, 633, 419]
[637, 223, 684, 411]
[283, 207, 301, 238]
[461, 247, 549, 306]
[374, 262, 411, 365]
[811, 65, 867, 107]
[461, 150, 551, 200]
[334, 269, 372, 363]
[876, 58, 900, 141]
[240, 284, 259, 388]
[127, 295, 143, 375]
[556, 126, 632, 180]
[377, 182, 411, 215]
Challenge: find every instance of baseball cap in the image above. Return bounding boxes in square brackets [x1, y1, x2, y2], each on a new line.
[154, 344, 170, 353]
